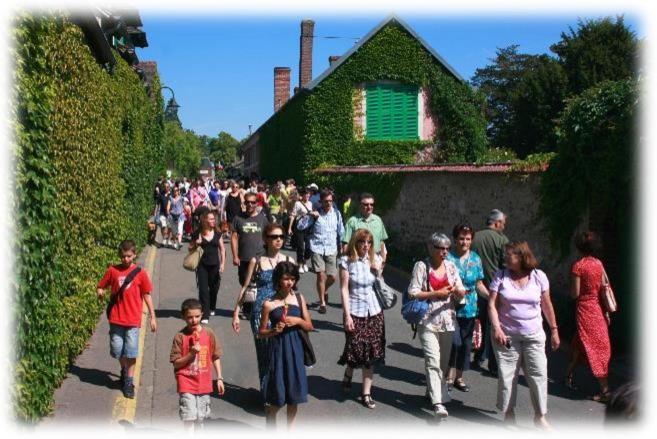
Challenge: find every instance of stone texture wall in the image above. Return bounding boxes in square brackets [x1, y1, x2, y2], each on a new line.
[382, 171, 579, 297]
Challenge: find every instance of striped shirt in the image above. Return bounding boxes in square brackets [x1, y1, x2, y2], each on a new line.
[309, 207, 344, 256]
[339, 255, 382, 318]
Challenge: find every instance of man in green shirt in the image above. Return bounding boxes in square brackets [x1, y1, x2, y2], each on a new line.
[341, 193, 388, 263]
[471, 209, 509, 377]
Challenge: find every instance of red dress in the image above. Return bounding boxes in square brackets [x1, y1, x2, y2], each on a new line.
[571, 257, 611, 377]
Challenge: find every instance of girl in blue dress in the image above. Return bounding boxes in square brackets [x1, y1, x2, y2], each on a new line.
[259, 261, 313, 429]
[231, 224, 294, 395]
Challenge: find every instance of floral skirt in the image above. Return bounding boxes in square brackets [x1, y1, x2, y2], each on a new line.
[338, 312, 386, 368]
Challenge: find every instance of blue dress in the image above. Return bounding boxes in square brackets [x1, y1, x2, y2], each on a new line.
[262, 304, 308, 406]
[250, 268, 276, 388]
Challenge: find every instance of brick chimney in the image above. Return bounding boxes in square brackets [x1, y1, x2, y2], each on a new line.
[299, 19, 314, 88]
[329, 55, 340, 67]
[274, 67, 291, 112]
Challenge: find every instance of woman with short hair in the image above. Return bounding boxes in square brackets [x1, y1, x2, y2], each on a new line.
[338, 228, 385, 409]
[407, 233, 466, 419]
[488, 241, 560, 429]
[564, 231, 612, 402]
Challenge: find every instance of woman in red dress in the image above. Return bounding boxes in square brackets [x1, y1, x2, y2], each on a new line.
[565, 231, 611, 402]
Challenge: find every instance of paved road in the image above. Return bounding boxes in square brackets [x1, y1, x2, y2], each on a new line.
[47, 239, 610, 432]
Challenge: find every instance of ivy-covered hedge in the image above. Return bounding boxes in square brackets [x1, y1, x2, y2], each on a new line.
[259, 21, 487, 184]
[13, 13, 164, 421]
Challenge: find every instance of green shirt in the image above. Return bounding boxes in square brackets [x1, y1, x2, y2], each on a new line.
[342, 213, 388, 254]
[268, 194, 282, 215]
[471, 228, 509, 285]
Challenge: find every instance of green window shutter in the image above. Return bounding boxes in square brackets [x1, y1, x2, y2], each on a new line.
[365, 83, 418, 140]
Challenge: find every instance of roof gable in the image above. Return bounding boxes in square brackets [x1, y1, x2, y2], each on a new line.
[304, 14, 465, 91]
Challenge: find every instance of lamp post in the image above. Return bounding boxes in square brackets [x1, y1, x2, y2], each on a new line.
[160, 85, 181, 125]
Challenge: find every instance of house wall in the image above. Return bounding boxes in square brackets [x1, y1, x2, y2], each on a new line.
[382, 171, 580, 298]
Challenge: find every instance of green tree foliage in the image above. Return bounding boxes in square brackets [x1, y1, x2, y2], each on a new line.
[208, 131, 239, 167]
[472, 47, 567, 157]
[162, 121, 203, 178]
[551, 16, 639, 95]
[13, 13, 164, 420]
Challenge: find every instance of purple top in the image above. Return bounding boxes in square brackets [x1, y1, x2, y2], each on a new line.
[489, 269, 549, 335]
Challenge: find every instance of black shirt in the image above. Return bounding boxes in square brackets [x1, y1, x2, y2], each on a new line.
[191, 230, 221, 266]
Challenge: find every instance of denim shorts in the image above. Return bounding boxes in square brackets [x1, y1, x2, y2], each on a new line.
[179, 393, 211, 421]
[109, 324, 140, 359]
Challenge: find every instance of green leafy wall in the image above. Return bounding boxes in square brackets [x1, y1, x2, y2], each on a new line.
[259, 22, 488, 185]
[13, 13, 164, 421]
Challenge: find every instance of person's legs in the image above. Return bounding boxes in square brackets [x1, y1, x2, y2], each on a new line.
[565, 336, 582, 388]
[438, 331, 454, 402]
[238, 261, 253, 317]
[418, 326, 443, 406]
[316, 271, 327, 305]
[265, 405, 280, 429]
[324, 255, 337, 301]
[362, 367, 374, 396]
[208, 267, 221, 315]
[295, 229, 306, 263]
[455, 318, 475, 382]
[196, 264, 211, 320]
[494, 333, 522, 417]
[520, 331, 549, 424]
[286, 404, 298, 429]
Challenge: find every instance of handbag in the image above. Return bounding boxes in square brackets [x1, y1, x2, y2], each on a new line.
[373, 276, 398, 310]
[183, 246, 204, 271]
[401, 260, 430, 325]
[600, 265, 617, 313]
[295, 293, 316, 367]
[295, 202, 315, 231]
[472, 318, 483, 351]
[106, 267, 142, 319]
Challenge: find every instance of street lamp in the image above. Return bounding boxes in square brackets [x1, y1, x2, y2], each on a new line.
[160, 85, 181, 125]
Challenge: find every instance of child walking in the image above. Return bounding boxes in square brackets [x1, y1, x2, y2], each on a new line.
[170, 299, 225, 432]
[259, 261, 313, 429]
[97, 239, 157, 399]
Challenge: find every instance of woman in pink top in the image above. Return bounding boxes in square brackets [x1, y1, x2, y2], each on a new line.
[488, 241, 559, 429]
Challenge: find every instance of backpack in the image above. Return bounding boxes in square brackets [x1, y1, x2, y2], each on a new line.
[401, 259, 431, 338]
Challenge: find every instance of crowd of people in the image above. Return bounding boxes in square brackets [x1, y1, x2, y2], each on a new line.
[97, 175, 625, 430]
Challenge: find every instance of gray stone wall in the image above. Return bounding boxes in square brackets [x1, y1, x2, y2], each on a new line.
[382, 171, 579, 298]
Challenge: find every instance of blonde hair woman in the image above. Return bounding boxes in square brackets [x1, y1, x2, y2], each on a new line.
[338, 228, 385, 409]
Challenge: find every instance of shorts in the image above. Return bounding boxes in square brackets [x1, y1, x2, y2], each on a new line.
[109, 324, 140, 359]
[158, 215, 167, 228]
[167, 215, 183, 234]
[310, 252, 337, 277]
[179, 393, 211, 422]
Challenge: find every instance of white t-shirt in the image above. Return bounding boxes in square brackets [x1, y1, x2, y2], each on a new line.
[292, 200, 313, 217]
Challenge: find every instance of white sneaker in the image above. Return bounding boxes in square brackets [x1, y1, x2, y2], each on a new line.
[304, 263, 310, 272]
[210, 311, 215, 316]
[298, 265, 306, 273]
[201, 319, 209, 324]
[433, 403, 448, 418]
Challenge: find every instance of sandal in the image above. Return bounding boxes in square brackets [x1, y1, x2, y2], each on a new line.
[342, 370, 353, 392]
[564, 374, 578, 390]
[591, 392, 610, 403]
[453, 378, 470, 392]
[361, 394, 376, 409]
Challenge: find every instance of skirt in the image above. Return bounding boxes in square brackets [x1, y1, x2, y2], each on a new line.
[338, 312, 386, 368]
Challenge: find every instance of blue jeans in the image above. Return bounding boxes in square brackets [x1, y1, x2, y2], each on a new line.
[449, 317, 475, 371]
[109, 324, 140, 359]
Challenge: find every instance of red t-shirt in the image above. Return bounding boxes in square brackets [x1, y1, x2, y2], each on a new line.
[97, 264, 152, 327]
[256, 192, 266, 207]
[170, 326, 223, 394]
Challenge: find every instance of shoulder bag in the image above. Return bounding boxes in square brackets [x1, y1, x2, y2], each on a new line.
[401, 260, 431, 328]
[106, 267, 142, 319]
[294, 293, 316, 367]
[242, 258, 260, 304]
[183, 245, 204, 271]
[600, 264, 618, 313]
[295, 202, 315, 231]
[373, 266, 398, 310]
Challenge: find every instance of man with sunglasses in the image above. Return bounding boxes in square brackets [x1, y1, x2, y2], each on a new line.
[308, 189, 344, 314]
[471, 209, 509, 377]
[341, 193, 388, 263]
[231, 192, 270, 318]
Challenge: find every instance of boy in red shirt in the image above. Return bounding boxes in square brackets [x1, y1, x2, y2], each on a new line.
[97, 240, 157, 399]
[170, 298, 225, 431]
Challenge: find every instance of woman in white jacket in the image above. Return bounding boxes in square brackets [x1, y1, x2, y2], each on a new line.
[407, 233, 465, 419]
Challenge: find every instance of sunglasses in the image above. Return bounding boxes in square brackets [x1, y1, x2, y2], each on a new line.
[267, 234, 284, 240]
[244, 201, 257, 205]
[433, 245, 450, 251]
[361, 202, 374, 207]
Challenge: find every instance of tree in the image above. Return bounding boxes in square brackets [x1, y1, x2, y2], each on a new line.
[207, 131, 239, 168]
[162, 121, 203, 178]
[471, 47, 567, 157]
[550, 16, 639, 95]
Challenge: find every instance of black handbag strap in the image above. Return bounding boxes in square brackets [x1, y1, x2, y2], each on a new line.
[111, 267, 142, 305]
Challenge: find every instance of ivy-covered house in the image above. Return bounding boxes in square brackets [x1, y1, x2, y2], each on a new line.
[242, 15, 487, 182]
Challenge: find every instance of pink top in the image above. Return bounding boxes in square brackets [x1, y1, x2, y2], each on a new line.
[489, 269, 549, 335]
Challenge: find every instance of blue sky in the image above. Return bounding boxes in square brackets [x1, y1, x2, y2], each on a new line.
[136, 13, 643, 140]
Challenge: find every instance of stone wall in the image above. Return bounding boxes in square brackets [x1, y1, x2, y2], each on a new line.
[382, 171, 579, 298]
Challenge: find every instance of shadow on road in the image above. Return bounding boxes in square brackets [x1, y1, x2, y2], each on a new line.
[309, 318, 344, 333]
[219, 382, 264, 418]
[203, 417, 260, 430]
[377, 363, 426, 387]
[68, 364, 120, 390]
[387, 341, 423, 358]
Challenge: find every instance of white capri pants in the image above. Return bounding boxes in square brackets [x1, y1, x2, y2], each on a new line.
[493, 329, 548, 415]
[418, 325, 454, 405]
